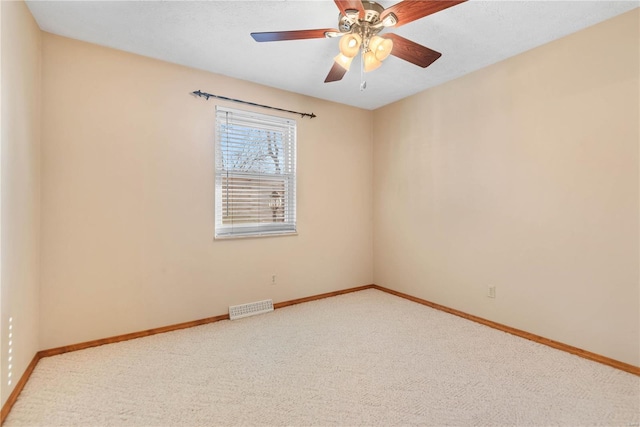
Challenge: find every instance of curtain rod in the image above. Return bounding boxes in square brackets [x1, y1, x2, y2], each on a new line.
[191, 90, 316, 119]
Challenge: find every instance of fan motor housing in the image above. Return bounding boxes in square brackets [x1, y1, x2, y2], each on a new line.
[338, 1, 385, 31]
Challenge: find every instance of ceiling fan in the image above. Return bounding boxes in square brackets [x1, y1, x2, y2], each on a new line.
[251, 0, 466, 84]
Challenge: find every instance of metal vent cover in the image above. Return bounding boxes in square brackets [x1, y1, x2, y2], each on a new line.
[229, 299, 274, 320]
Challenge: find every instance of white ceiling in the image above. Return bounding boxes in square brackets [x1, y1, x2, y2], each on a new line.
[26, 0, 638, 110]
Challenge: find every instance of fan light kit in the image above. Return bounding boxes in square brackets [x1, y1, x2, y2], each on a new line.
[251, 0, 466, 87]
[331, 2, 395, 75]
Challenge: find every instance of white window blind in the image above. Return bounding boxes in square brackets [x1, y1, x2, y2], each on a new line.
[215, 106, 296, 238]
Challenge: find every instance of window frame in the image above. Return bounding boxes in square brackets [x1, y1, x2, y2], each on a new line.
[214, 106, 297, 239]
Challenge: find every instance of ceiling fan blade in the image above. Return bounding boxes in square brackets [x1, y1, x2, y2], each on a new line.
[324, 62, 348, 83]
[385, 33, 442, 68]
[381, 0, 466, 28]
[334, 0, 364, 18]
[251, 29, 339, 42]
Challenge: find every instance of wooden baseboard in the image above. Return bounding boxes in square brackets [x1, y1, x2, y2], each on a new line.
[40, 284, 374, 359]
[0, 353, 40, 425]
[2, 282, 637, 425]
[38, 313, 231, 358]
[371, 285, 640, 376]
[273, 285, 374, 309]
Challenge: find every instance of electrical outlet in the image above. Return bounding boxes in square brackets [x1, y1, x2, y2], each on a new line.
[271, 275, 277, 285]
[487, 286, 496, 298]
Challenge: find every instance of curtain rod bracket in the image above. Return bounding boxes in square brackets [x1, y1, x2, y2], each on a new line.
[192, 90, 316, 119]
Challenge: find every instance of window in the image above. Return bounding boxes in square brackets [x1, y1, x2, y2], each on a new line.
[215, 107, 296, 238]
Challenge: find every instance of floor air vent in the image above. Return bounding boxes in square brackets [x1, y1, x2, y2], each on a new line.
[229, 299, 274, 320]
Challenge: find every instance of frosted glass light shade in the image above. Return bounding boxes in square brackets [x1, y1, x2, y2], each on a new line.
[363, 51, 382, 72]
[334, 53, 354, 71]
[369, 36, 393, 61]
[339, 33, 362, 58]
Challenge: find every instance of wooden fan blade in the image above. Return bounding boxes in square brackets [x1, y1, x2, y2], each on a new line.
[324, 62, 348, 83]
[381, 0, 466, 28]
[251, 29, 339, 42]
[385, 33, 442, 68]
[334, 0, 364, 18]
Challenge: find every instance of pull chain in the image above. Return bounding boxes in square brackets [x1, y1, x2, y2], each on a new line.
[360, 49, 367, 91]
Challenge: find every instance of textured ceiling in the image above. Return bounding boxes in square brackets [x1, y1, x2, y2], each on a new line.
[26, 0, 638, 110]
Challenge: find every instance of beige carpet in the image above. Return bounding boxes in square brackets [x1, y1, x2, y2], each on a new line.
[5, 289, 639, 426]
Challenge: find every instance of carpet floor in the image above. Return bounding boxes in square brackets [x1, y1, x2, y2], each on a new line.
[4, 289, 639, 426]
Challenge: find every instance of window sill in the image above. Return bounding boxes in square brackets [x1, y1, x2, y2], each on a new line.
[214, 231, 298, 240]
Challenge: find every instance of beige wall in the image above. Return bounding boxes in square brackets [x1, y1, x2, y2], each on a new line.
[373, 9, 639, 366]
[1, 0, 42, 407]
[39, 34, 373, 350]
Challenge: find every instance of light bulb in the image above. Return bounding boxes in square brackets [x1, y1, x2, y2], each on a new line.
[363, 51, 382, 72]
[369, 36, 393, 62]
[339, 33, 362, 58]
[334, 53, 354, 71]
